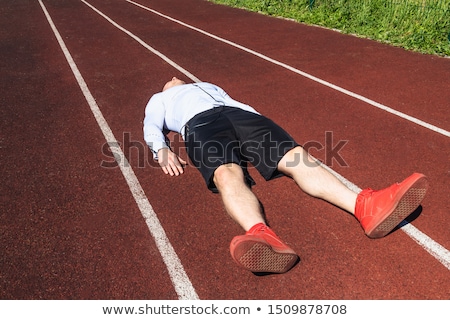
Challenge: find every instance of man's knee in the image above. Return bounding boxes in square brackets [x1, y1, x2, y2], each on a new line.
[278, 146, 318, 174]
[213, 163, 244, 190]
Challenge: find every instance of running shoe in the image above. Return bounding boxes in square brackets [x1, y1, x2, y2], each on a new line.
[230, 223, 299, 274]
[355, 173, 429, 238]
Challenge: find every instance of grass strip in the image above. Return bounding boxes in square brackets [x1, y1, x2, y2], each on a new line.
[210, 0, 450, 57]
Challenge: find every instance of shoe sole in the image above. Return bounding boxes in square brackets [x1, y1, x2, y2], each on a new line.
[366, 174, 429, 238]
[231, 237, 299, 274]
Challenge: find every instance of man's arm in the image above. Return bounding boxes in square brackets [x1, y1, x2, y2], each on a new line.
[143, 93, 187, 176]
[143, 94, 169, 158]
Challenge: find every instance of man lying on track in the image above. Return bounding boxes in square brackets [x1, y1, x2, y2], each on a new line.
[143, 77, 429, 274]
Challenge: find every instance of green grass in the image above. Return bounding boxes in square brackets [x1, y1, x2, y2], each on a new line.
[210, 0, 450, 57]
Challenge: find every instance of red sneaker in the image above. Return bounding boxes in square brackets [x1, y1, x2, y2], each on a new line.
[230, 223, 299, 274]
[355, 173, 429, 238]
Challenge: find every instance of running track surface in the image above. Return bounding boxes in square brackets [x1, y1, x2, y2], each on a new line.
[1, 0, 449, 300]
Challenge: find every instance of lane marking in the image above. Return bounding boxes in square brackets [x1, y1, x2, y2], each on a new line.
[81, 0, 450, 271]
[38, 0, 199, 300]
[401, 224, 450, 270]
[80, 0, 201, 83]
[126, 0, 450, 138]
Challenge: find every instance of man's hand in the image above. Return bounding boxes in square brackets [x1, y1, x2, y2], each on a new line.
[157, 148, 187, 176]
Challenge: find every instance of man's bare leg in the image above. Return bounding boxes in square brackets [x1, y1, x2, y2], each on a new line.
[213, 149, 357, 229]
[214, 163, 299, 273]
[277, 146, 429, 238]
[277, 146, 358, 214]
[213, 163, 264, 231]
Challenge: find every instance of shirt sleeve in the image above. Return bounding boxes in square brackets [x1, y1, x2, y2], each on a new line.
[143, 93, 169, 159]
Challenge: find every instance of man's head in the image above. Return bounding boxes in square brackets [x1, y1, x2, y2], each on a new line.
[162, 77, 186, 92]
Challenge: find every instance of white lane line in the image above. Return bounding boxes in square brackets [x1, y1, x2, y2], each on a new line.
[38, 0, 199, 300]
[126, 0, 450, 138]
[83, 0, 200, 83]
[402, 224, 450, 270]
[82, 0, 450, 271]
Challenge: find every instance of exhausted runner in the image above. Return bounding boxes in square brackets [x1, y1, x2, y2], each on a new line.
[143, 77, 429, 274]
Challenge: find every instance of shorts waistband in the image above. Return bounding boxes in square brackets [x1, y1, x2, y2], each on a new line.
[186, 106, 225, 126]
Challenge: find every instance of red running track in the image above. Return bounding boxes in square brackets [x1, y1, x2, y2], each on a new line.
[1, 0, 449, 300]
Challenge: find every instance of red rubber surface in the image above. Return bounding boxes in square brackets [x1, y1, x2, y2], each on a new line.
[1, 0, 449, 299]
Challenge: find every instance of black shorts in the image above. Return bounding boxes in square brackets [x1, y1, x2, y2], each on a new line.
[184, 107, 299, 193]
